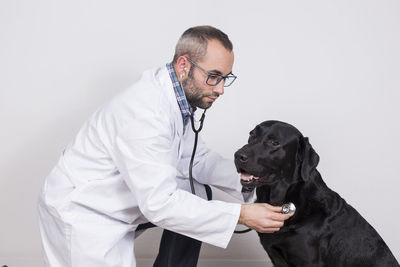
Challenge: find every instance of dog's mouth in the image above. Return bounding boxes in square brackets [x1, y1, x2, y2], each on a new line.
[240, 172, 260, 186]
[238, 167, 266, 187]
[238, 169, 277, 188]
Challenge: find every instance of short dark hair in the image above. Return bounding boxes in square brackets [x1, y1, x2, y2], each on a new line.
[172, 25, 233, 64]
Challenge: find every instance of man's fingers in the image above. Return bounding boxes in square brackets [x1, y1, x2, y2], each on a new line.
[258, 227, 281, 233]
[262, 204, 294, 221]
[271, 212, 292, 221]
[262, 203, 290, 214]
[266, 204, 284, 213]
[238, 203, 293, 234]
[267, 220, 284, 228]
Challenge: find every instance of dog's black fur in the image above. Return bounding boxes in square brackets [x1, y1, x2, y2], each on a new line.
[234, 120, 399, 267]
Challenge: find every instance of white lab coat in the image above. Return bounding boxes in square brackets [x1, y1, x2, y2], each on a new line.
[38, 65, 248, 267]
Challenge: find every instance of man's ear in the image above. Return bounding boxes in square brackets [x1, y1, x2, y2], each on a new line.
[299, 137, 319, 181]
[175, 55, 190, 79]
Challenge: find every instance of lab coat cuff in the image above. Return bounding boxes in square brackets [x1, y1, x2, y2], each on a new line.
[219, 203, 242, 249]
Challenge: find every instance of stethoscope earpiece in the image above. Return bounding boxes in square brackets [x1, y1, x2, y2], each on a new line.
[180, 68, 187, 81]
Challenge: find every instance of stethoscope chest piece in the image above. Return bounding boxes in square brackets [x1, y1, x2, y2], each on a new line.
[281, 202, 296, 214]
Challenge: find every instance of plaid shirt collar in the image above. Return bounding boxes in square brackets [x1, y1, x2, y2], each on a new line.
[166, 62, 194, 127]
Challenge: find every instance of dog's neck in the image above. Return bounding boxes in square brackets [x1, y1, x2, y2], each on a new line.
[256, 170, 336, 223]
[256, 180, 291, 206]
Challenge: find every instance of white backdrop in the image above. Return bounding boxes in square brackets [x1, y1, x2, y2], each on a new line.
[1, 0, 399, 266]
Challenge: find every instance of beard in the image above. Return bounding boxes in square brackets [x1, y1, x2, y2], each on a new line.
[182, 71, 218, 110]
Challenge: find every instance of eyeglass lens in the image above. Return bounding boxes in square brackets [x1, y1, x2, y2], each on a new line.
[206, 75, 235, 87]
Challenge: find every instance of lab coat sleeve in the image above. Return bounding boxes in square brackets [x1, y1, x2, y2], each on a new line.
[177, 130, 254, 203]
[112, 114, 241, 248]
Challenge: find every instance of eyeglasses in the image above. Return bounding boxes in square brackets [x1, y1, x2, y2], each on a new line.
[186, 58, 237, 87]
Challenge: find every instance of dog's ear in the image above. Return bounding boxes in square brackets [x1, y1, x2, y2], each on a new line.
[299, 137, 319, 181]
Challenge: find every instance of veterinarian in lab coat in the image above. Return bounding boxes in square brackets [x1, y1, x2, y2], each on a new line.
[38, 25, 292, 267]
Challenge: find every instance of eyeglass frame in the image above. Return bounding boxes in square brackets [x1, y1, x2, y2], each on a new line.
[185, 57, 237, 87]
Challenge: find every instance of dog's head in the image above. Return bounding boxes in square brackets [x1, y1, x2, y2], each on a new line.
[234, 120, 319, 188]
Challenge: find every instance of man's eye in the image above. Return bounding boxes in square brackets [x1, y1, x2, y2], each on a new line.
[208, 74, 220, 81]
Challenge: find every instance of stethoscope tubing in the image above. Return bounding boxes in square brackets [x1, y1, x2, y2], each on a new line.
[179, 74, 251, 234]
[188, 110, 206, 195]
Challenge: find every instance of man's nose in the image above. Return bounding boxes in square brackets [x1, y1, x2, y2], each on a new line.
[213, 81, 224, 95]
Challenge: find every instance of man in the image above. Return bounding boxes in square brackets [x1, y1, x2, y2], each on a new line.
[38, 25, 291, 267]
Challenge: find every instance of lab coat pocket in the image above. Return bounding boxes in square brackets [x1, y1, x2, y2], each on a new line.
[70, 177, 140, 224]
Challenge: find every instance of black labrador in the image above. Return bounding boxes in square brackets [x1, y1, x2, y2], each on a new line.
[234, 120, 399, 267]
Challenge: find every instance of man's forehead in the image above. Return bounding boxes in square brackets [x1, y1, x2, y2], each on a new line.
[199, 40, 234, 74]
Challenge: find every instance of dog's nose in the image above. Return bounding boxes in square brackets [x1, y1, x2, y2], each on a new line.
[238, 153, 248, 163]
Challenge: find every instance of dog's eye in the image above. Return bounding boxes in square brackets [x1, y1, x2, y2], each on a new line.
[266, 140, 280, 147]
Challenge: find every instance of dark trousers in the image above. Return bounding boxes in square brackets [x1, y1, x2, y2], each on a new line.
[137, 185, 212, 267]
[153, 229, 202, 267]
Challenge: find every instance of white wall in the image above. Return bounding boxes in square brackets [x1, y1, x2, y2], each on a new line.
[1, 0, 399, 265]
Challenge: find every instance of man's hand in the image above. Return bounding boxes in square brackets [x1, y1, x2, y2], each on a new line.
[238, 203, 293, 233]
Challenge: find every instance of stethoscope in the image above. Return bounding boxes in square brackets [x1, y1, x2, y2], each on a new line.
[180, 72, 253, 234]
[179, 71, 295, 234]
[188, 109, 206, 195]
[179, 70, 207, 195]
[137, 70, 295, 234]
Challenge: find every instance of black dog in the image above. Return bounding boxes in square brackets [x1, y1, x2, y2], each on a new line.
[234, 120, 399, 267]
